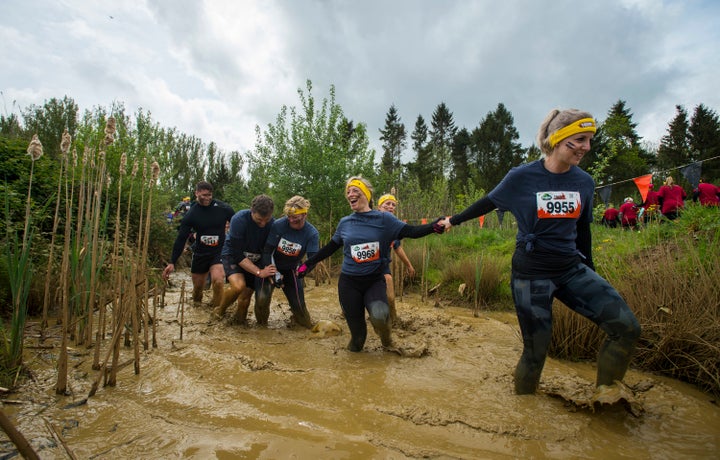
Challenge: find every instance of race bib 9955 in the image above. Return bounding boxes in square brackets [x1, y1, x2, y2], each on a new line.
[536, 191, 582, 219]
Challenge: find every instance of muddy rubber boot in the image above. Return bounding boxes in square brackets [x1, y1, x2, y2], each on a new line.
[212, 301, 228, 320]
[596, 337, 636, 387]
[254, 302, 270, 326]
[290, 305, 313, 329]
[233, 302, 250, 324]
[369, 316, 393, 348]
[513, 358, 542, 395]
[347, 336, 364, 352]
[388, 297, 398, 327]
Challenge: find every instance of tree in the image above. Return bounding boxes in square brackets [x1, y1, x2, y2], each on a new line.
[470, 103, 523, 193]
[588, 101, 650, 200]
[657, 105, 691, 170]
[449, 127, 471, 197]
[250, 80, 375, 235]
[688, 104, 720, 181]
[21, 96, 79, 160]
[429, 102, 457, 178]
[378, 104, 407, 187]
[407, 115, 432, 189]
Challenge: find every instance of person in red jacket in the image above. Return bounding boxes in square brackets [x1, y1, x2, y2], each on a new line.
[657, 176, 686, 220]
[618, 197, 639, 229]
[601, 204, 619, 228]
[641, 183, 661, 223]
[693, 178, 720, 206]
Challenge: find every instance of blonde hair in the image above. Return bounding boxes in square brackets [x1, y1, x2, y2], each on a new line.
[537, 109, 595, 156]
[283, 195, 310, 215]
[345, 176, 374, 206]
[665, 176, 675, 187]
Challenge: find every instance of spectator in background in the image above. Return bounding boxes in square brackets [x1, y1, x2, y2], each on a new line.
[641, 183, 661, 223]
[657, 176, 686, 220]
[618, 197, 639, 229]
[693, 178, 720, 206]
[601, 204, 619, 228]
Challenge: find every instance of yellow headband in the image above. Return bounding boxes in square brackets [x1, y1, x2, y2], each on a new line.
[346, 179, 371, 201]
[548, 117, 597, 148]
[378, 194, 397, 207]
[286, 207, 308, 215]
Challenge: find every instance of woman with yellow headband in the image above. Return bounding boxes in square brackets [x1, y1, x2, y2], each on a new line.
[298, 176, 442, 352]
[259, 195, 319, 329]
[438, 109, 640, 395]
[377, 193, 416, 325]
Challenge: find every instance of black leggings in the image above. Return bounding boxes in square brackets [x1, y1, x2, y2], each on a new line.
[338, 273, 392, 351]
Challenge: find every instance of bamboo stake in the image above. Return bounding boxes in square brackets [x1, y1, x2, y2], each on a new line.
[0, 409, 40, 460]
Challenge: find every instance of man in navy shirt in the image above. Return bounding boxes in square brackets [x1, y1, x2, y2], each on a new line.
[215, 195, 276, 325]
[163, 181, 234, 308]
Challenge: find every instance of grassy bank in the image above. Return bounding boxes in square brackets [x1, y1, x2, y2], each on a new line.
[400, 204, 720, 396]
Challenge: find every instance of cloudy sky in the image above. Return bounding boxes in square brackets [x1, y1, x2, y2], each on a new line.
[2, 0, 719, 161]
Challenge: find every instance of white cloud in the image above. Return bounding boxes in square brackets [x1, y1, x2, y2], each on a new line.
[2, 0, 719, 159]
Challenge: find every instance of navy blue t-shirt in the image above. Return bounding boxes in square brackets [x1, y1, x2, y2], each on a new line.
[332, 210, 407, 276]
[264, 217, 320, 270]
[170, 200, 234, 264]
[488, 160, 594, 257]
[222, 209, 274, 265]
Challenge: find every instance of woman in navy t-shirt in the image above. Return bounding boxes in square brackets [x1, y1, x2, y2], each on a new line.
[299, 177, 440, 352]
[439, 109, 641, 395]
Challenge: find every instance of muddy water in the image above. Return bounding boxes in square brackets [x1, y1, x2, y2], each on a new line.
[3, 270, 720, 459]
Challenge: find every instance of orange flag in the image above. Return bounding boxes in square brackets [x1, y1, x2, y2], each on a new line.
[421, 218, 427, 224]
[633, 174, 653, 202]
[478, 215, 485, 228]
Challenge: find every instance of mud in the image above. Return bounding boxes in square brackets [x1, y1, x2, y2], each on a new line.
[2, 270, 719, 459]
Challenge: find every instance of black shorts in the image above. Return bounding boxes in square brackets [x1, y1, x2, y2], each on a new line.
[191, 252, 222, 274]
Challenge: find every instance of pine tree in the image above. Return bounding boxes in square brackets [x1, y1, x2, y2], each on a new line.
[688, 104, 720, 181]
[469, 103, 523, 192]
[378, 104, 407, 184]
[657, 105, 691, 170]
[408, 115, 433, 189]
[429, 102, 457, 178]
[590, 101, 650, 197]
[450, 128, 471, 196]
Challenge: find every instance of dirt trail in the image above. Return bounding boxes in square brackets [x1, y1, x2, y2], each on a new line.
[2, 270, 719, 459]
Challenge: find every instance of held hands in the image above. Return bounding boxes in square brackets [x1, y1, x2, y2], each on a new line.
[296, 262, 314, 278]
[433, 216, 452, 234]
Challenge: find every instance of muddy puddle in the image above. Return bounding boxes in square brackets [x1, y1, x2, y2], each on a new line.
[2, 270, 719, 459]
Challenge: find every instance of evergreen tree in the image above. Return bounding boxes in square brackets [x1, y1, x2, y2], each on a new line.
[688, 104, 720, 181]
[469, 103, 523, 192]
[378, 104, 407, 179]
[450, 127, 471, 197]
[408, 115, 433, 189]
[657, 105, 691, 170]
[589, 101, 650, 199]
[429, 102, 457, 178]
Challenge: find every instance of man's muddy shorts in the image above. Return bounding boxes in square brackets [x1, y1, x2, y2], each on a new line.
[191, 252, 222, 274]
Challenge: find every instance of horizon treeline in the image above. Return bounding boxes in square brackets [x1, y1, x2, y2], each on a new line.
[2, 80, 720, 235]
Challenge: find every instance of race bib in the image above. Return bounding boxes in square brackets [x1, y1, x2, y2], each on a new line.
[243, 252, 261, 262]
[277, 237, 302, 257]
[200, 235, 220, 246]
[536, 191, 582, 219]
[351, 241, 380, 263]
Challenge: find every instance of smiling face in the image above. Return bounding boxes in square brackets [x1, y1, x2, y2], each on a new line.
[548, 132, 594, 173]
[378, 199, 397, 214]
[346, 186, 371, 212]
[195, 188, 213, 207]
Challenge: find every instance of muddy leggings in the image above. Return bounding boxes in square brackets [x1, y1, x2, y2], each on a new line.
[338, 273, 393, 352]
[277, 268, 313, 328]
[511, 263, 641, 394]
